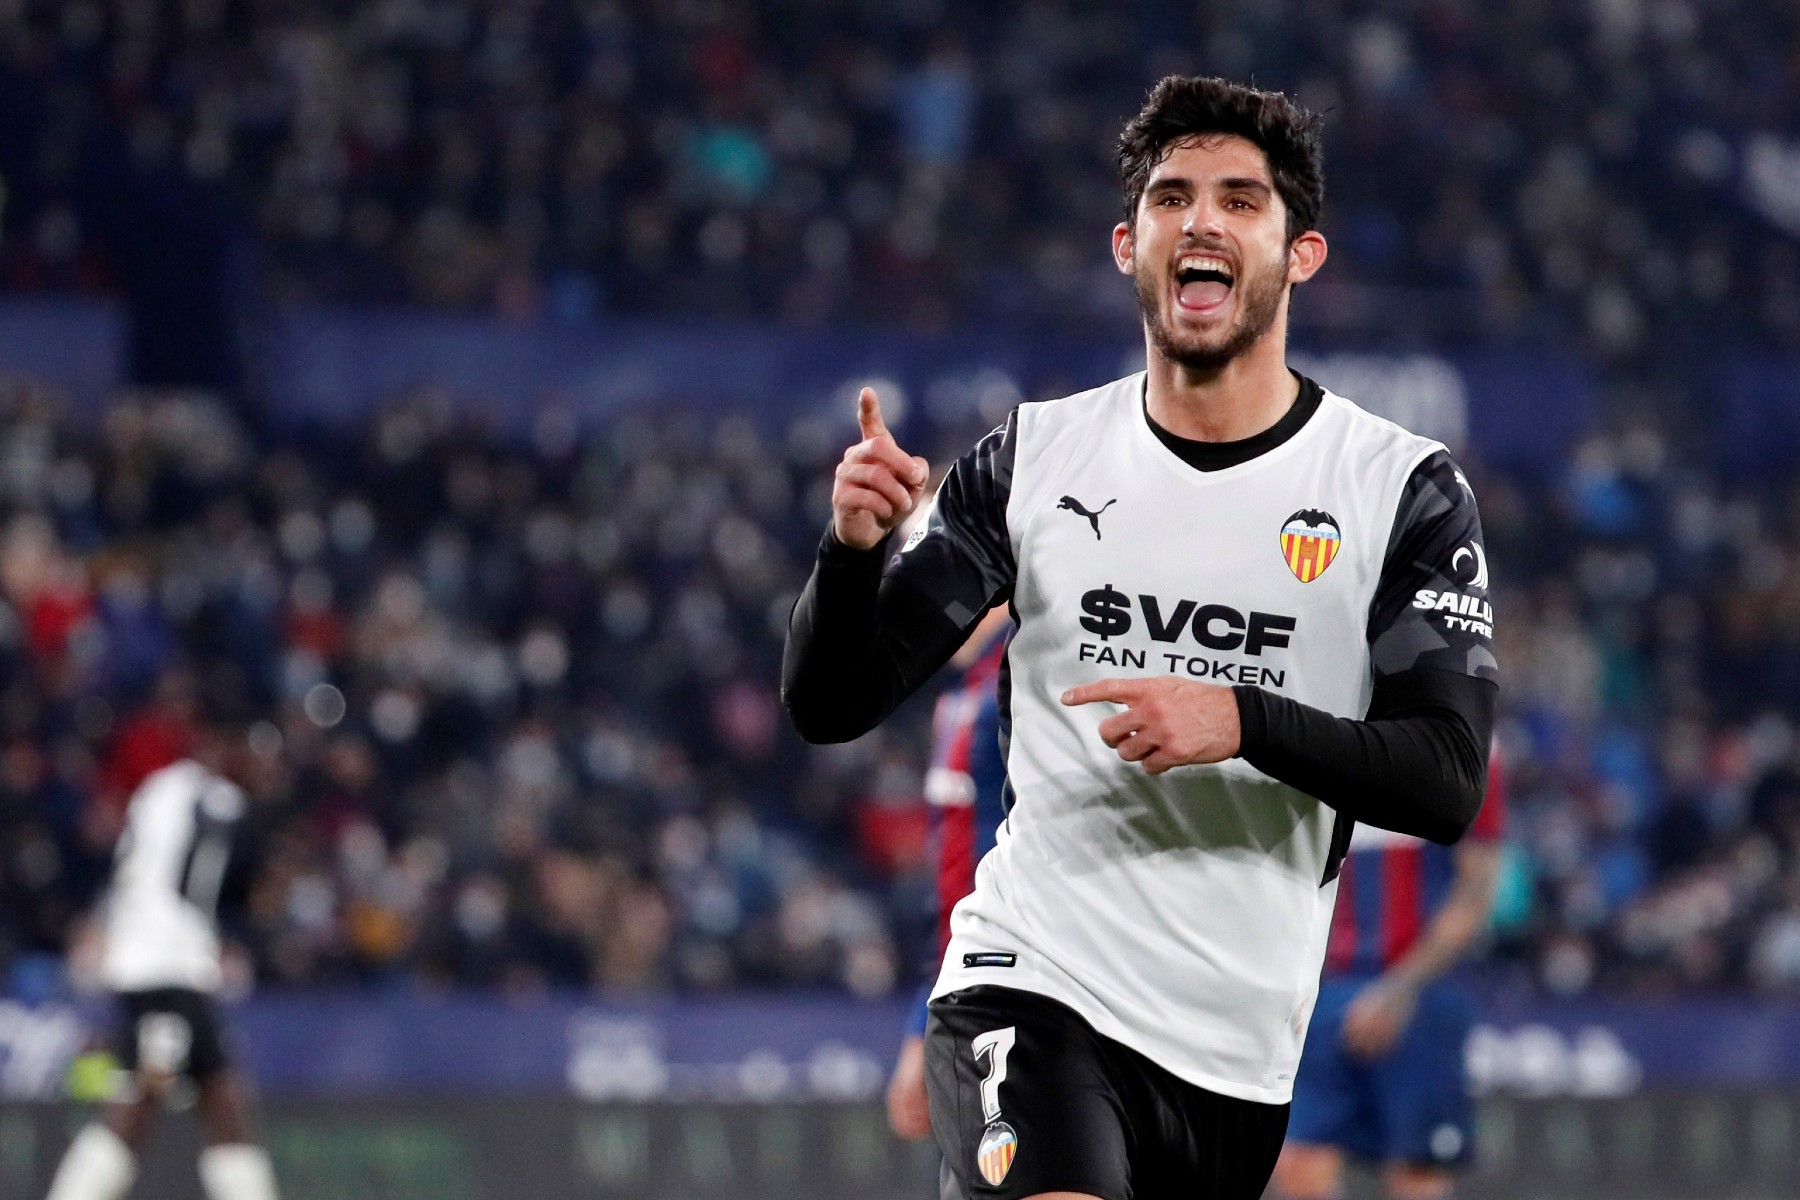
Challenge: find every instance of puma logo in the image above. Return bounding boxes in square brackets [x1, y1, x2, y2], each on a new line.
[1057, 495, 1117, 539]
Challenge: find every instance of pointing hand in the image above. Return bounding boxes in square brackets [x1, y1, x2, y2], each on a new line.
[1059, 676, 1242, 775]
[833, 387, 931, 551]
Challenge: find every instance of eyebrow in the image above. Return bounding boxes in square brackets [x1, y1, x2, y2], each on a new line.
[1216, 177, 1274, 197]
[1144, 175, 1275, 198]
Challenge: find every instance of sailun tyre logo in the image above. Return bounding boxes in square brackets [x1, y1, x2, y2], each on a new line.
[977, 1121, 1019, 1186]
[1280, 509, 1342, 583]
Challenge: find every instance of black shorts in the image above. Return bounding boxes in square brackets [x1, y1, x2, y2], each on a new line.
[112, 988, 232, 1083]
[926, 986, 1288, 1200]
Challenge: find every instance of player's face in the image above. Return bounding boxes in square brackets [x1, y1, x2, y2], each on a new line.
[1114, 135, 1323, 373]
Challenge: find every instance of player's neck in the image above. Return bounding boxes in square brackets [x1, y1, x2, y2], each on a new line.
[1142, 320, 1297, 443]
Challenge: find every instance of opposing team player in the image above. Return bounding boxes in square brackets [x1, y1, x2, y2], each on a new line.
[888, 606, 1012, 1141]
[45, 714, 280, 1200]
[784, 75, 1498, 1200]
[1270, 750, 1507, 1200]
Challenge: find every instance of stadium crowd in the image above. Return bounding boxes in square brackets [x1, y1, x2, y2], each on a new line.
[0, 375, 921, 999]
[0, 0, 1797, 354]
[0, 0, 1798, 1004]
[0, 370, 1795, 1003]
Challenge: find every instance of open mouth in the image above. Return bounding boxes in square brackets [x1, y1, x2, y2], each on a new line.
[1174, 254, 1234, 312]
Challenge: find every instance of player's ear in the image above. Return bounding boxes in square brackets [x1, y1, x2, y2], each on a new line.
[1112, 222, 1135, 275]
[1287, 230, 1327, 284]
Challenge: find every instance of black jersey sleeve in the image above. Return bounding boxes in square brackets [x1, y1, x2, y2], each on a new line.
[1366, 450, 1498, 686]
[1235, 669, 1495, 846]
[179, 779, 245, 917]
[782, 414, 1018, 743]
[1233, 451, 1498, 847]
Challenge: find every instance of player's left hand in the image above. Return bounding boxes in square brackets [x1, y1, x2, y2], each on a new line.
[1341, 978, 1419, 1060]
[886, 1035, 932, 1140]
[1060, 676, 1240, 774]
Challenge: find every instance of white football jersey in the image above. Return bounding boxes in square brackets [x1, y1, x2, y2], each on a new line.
[909, 372, 1487, 1104]
[101, 760, 245, 993]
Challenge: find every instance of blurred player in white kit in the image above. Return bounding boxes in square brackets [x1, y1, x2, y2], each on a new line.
[45, 709, 279, 1200]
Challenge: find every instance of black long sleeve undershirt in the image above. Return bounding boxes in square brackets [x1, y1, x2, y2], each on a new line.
[781, 530, 971, 744]
[1234, 670, 1495, 845]
[783, 529, 1494, 845]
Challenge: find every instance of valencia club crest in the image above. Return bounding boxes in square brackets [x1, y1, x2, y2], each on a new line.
[977, 1122, 1018, 1186]
[1280, 509, 1342, 583]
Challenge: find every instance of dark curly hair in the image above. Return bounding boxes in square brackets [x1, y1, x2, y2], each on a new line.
[1118, 76, 1324, 243]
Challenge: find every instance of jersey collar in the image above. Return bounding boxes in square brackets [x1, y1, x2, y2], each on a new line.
[1141, 371, 1326, 473]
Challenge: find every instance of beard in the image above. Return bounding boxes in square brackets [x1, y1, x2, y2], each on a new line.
[1136, 250, 1287, 374]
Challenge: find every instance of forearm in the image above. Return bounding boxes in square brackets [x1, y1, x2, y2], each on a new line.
[781, 530, 969, 743]
[1383, 844, 1501, 991]
[1232, 670, 1496, 844]
[1383, 894, 1487, 991]
[905, 981, 933, 1037]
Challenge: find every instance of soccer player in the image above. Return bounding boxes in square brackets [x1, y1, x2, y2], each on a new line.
[1270, 750, 1507, 1200]
[784, 75, 1497, 1200]
[888, 606, 1012, 1141]
[45, 716, 280, 1200]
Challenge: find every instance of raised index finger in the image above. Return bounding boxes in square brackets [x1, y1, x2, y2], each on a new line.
[857, 387, 889, 442]
[1060, 679, 1141, 707]
[852, 388, 926, 486]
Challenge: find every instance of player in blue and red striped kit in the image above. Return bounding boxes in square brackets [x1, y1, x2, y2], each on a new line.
[1271, 748, 1507, 1200]
[887, 607, 1011, 1141]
